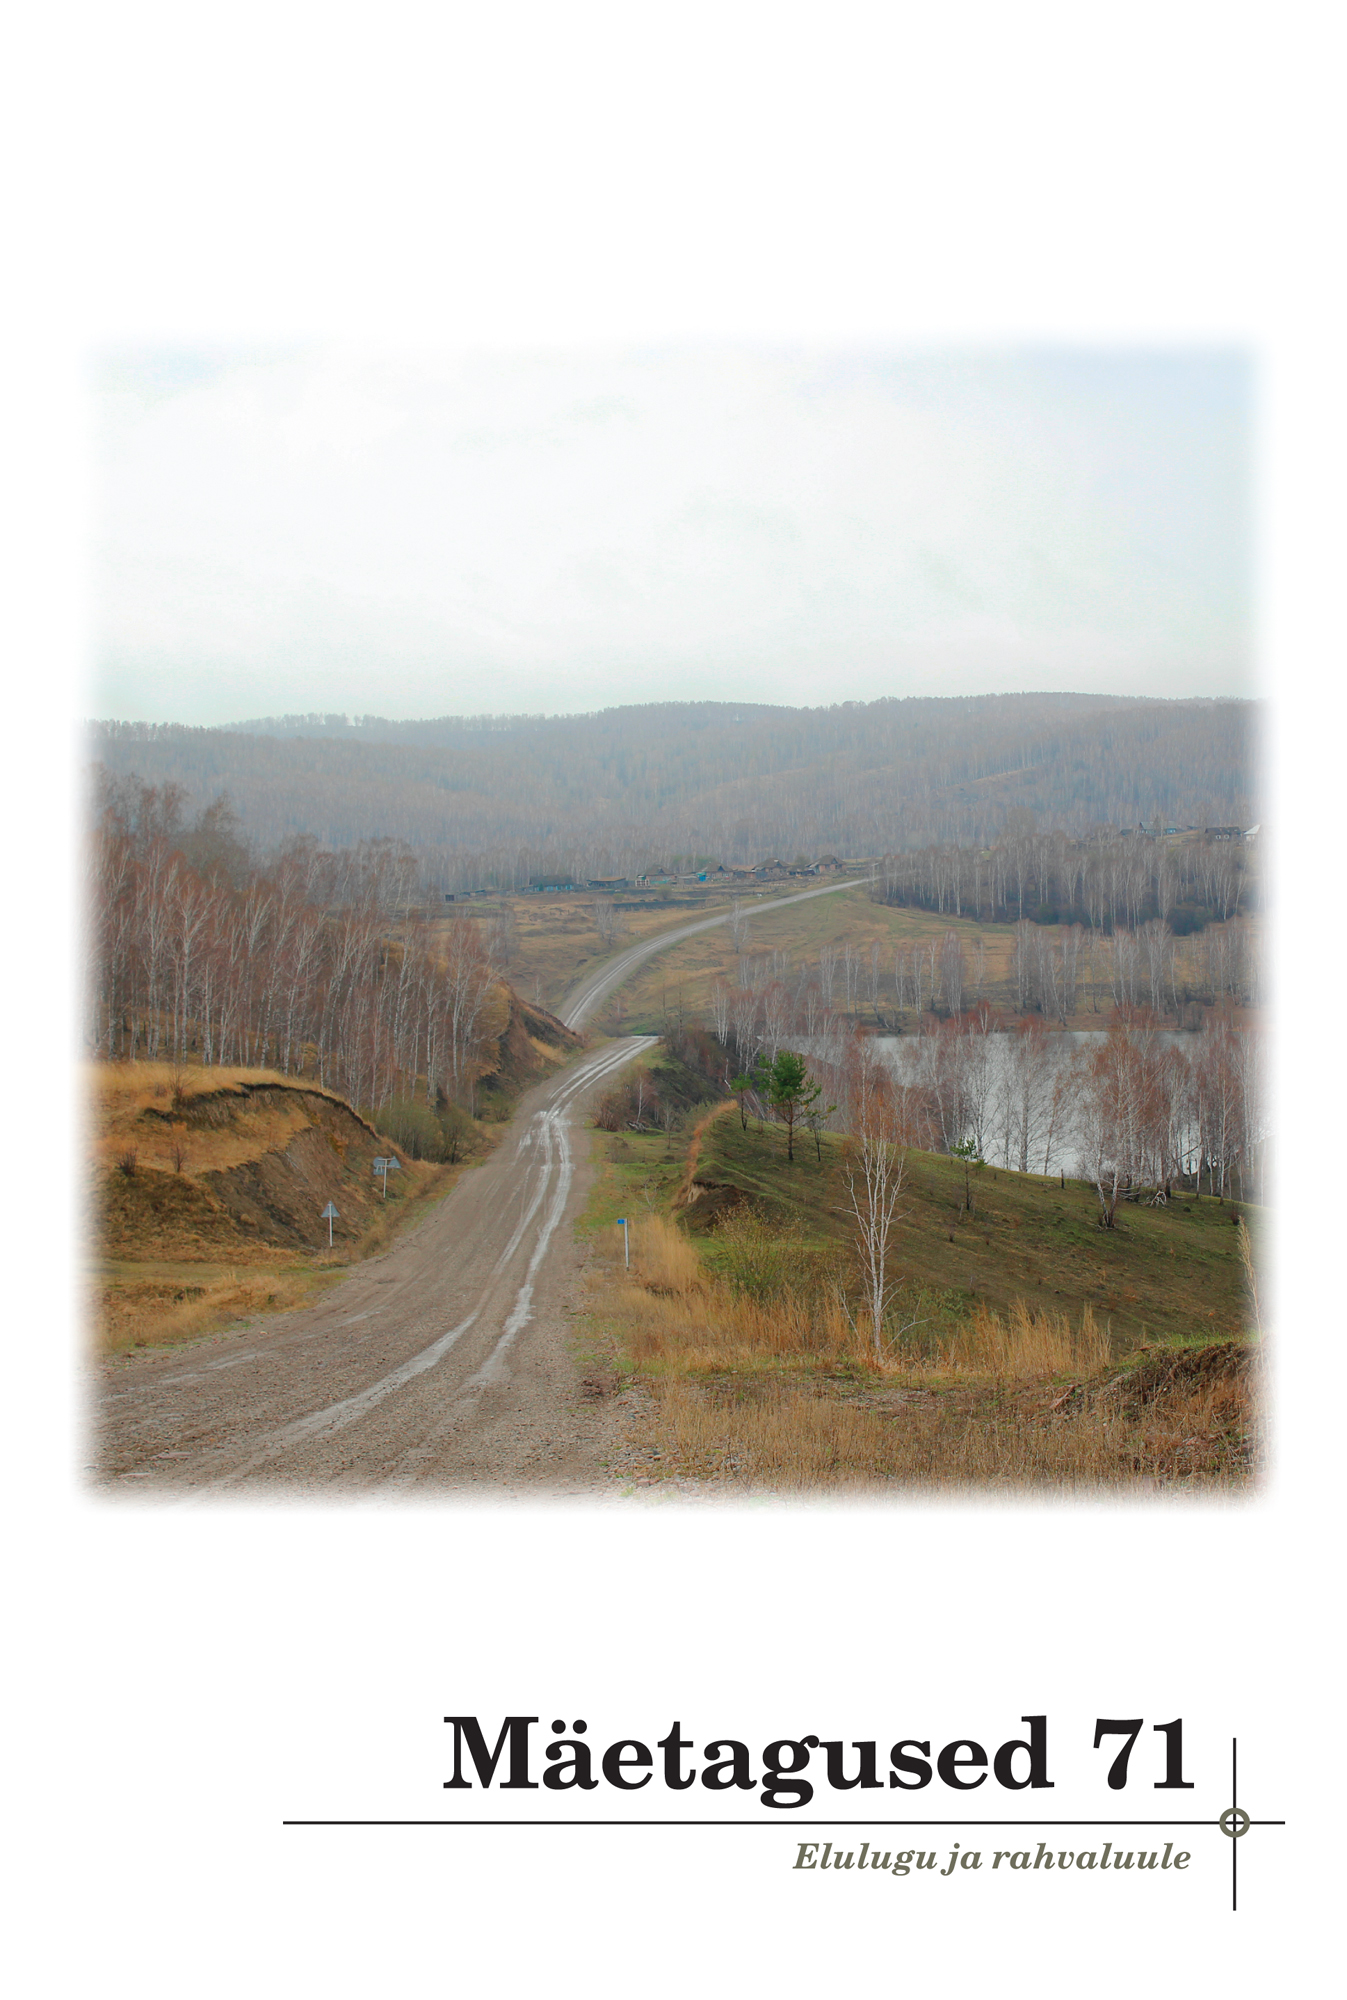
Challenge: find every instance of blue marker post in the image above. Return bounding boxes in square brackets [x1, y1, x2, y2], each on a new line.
[616, 1217, 629, 1268]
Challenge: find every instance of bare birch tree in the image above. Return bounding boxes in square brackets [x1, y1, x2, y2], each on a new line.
[591, 897, 619, 948]
[939, 930, 965, 1015]
[844, 1060, 908, 1362]
[709, 978, 732, 1045]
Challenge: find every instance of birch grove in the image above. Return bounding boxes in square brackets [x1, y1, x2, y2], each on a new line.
[86, 784, 506, 1112]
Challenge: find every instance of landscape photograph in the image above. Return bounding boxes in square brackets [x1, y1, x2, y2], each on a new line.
[86, 344, 1263, 1498]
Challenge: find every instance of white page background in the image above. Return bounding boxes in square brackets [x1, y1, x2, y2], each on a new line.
[5, 5, 1339, 1992]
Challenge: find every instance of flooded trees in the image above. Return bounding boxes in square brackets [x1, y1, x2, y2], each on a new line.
[997, 1017, 1060, 1173]
[1073, 1013, 1192, 1223]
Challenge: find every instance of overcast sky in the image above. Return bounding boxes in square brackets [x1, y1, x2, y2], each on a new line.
[93, 343, 1250, 723]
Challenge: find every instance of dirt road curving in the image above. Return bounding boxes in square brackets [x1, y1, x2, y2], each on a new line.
[559, 875, 869, 1029]
[94, 881, 872, 1498]
[94, 1036, 655, 1497]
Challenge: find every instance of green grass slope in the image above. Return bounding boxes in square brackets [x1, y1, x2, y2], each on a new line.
[668, 1105, 1258, 1353]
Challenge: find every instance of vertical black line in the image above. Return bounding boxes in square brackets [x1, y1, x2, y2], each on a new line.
[1232, 1737, 1239, 1913]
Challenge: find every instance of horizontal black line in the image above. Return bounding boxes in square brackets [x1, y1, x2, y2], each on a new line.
[283, 1819, 1285, 1829]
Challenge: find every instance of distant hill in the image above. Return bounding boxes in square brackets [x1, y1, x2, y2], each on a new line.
[88, 693, 1260, 890]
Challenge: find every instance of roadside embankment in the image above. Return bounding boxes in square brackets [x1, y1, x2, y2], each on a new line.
[90, 1066, 446, 1352]
[88, 992, 582, 1354]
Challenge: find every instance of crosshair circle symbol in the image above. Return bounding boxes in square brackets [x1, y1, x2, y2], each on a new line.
[1220, 1807, 1251, 1838]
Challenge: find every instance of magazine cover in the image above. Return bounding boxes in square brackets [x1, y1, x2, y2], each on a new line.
[7, 5, 1337, 1994]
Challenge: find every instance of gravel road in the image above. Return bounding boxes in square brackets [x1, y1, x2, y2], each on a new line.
[94, 879, 867, 1498]
[559, 874, 867, 1028]
[93, 1036, 655, 1497]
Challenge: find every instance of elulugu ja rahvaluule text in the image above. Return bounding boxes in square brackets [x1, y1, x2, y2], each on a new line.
[794, 1839, 1191, 1874]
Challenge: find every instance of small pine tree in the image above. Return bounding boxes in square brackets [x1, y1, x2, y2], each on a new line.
[763, 1050, 823, 1163]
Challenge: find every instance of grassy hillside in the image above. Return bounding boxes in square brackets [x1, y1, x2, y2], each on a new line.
[577, 1101, 1260, 1492]
[678, 1106, 1257, 1353]
[584, 1101, 1257, 1356]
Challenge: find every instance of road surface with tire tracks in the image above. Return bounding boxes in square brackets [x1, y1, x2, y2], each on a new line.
[93, 876, 865, 1495]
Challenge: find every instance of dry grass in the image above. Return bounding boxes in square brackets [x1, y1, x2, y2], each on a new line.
[588, 1214, 1254, 1492]
[89, 1159, 452, 1355]
[604, 1215, 1109, 1383]
[613, 892, 1004, 1029]
[650, 1382, 1150, 1491]
[562, 882, 1264, 1037]
[87, 1059, 453, 1354]
[627, 1214, 708, 1295]
[1092, 1342, 1257, 1484]
[594, 1217, 854, 1374]
[90, 1260, 333, 1354]
[432, 891, 728, 1016]
[944, 1299, 1111, 1377]
[86, 1062, 362, 1178]
[90, 1059, 295, 1113]
[1237, 1215, 1263, 1334]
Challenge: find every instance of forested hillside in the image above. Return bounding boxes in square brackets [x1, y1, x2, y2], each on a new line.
[88, 694, 1259, 891]
[86, 774, 579, 1118]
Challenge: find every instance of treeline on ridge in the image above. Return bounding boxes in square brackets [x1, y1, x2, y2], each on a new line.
[88, 693, 1259, 890]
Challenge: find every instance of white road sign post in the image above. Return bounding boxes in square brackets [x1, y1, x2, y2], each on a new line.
[617, 1216, 629, 1268]
[372, 1156, 402, 1198]
[320, 1200, 339, 1247]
